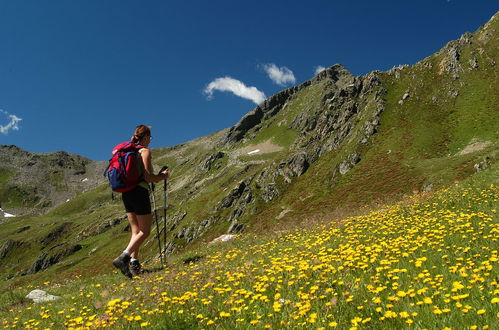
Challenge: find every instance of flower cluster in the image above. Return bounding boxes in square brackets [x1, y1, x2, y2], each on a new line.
[1, 184, 497, 329]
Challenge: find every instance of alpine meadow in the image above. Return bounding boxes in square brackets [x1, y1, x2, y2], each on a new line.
[0, 12, 498, 330]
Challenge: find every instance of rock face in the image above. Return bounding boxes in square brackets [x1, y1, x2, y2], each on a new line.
[439, 42, 462, 78]
[26, 289, 61, 303]
[223, 64, 360, 144]
[338, 154, 361, 175]
[215, 178, 255, 234]
[217, 180, 251, 210]
[202, 152, 225, 171]
[286, 152, 309, 177]
[224, 85, 308, 144]
[223, 65, 355, 144]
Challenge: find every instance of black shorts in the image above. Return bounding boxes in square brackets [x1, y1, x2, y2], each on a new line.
[122, 185, 151, 215]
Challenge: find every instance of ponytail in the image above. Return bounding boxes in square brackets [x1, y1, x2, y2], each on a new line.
[131, 125, 151, 144]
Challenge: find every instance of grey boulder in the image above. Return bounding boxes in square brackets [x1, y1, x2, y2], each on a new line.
[26, 289, 61, 303]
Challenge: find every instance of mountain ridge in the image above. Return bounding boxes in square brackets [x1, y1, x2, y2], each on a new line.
[0, 144, 106, 216]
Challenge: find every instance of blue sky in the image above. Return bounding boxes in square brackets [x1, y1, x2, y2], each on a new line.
[0, 1, 497, 160]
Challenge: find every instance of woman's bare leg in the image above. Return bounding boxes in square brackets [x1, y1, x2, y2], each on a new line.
[125, 213, 152, 259]
[125, 212, 140, 259]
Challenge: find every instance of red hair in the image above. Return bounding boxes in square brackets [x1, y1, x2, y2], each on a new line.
[131, 125, 151, 143]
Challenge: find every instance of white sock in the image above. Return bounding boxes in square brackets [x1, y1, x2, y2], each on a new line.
[131, 258, 138, 263]
[123, 250, 131, 256]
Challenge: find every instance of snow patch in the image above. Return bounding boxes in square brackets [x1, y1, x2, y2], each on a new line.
[0, 208, 15, 217]
[247, 149, 261, 155]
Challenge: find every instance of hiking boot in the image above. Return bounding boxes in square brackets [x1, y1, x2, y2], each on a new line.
[129, 260, 144, 276]
[112, 253, 132, 279]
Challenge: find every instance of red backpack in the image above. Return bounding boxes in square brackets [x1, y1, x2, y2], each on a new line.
[104, 142, 145, 193]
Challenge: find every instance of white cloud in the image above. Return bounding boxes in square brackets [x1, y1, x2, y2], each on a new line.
[0, 109, 22, 135]
[314, 65, 326, 75]
[263, 63, 296, 86]
[204, 77, 266, 105]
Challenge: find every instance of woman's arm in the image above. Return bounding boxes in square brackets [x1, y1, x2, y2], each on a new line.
[140, 148, 169, 183]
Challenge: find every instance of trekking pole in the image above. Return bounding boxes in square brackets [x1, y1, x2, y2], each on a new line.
[163, 168, 168, 265]
[150, 183, 164, 269]
[158, 166, 169, 265]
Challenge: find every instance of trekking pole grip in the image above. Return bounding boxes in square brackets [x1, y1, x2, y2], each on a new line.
[158, 166, 169, 185]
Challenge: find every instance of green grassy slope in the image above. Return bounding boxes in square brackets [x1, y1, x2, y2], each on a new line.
[1, 160, 496, 329]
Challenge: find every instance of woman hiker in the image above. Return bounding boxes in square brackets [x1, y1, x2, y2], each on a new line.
[112, 125, 169, 278]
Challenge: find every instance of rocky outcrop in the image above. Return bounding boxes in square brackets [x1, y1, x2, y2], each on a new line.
[21, 244, 82, 275]
[359, 104, 385, 145]
[174, 215, 218, 243]
[168, 211, 187, 232]
[215, 178, 255, 234]
[436, 23, 498, 78]
[274, 152, 311, 184]
[387, 65, 409, 79]
[440, 42, 462, 76]
[224, 89, 297, 143]
[163, 241, 176, 256]
[0, 240, 21, 261]
[226, 184, 253, 228]
[39, 222, 74, 246]
[338, 154, 361, 175]
[288, 71, 385, 162]
[201, 152, 225, 171]
[16, 226, 30, 233]
[223, 65, 352, 144]
[78, 216, 126, 239]
[474, 157, 490, 172]
[175, 226, 191, 239]
[286, 152, 310, 177]
[217, 180, 251, 210]
[260, 183, 279, 203]
[228, 222, 244, 234]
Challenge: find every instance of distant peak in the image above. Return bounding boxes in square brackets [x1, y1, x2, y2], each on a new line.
[313, 64, 353, 82]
